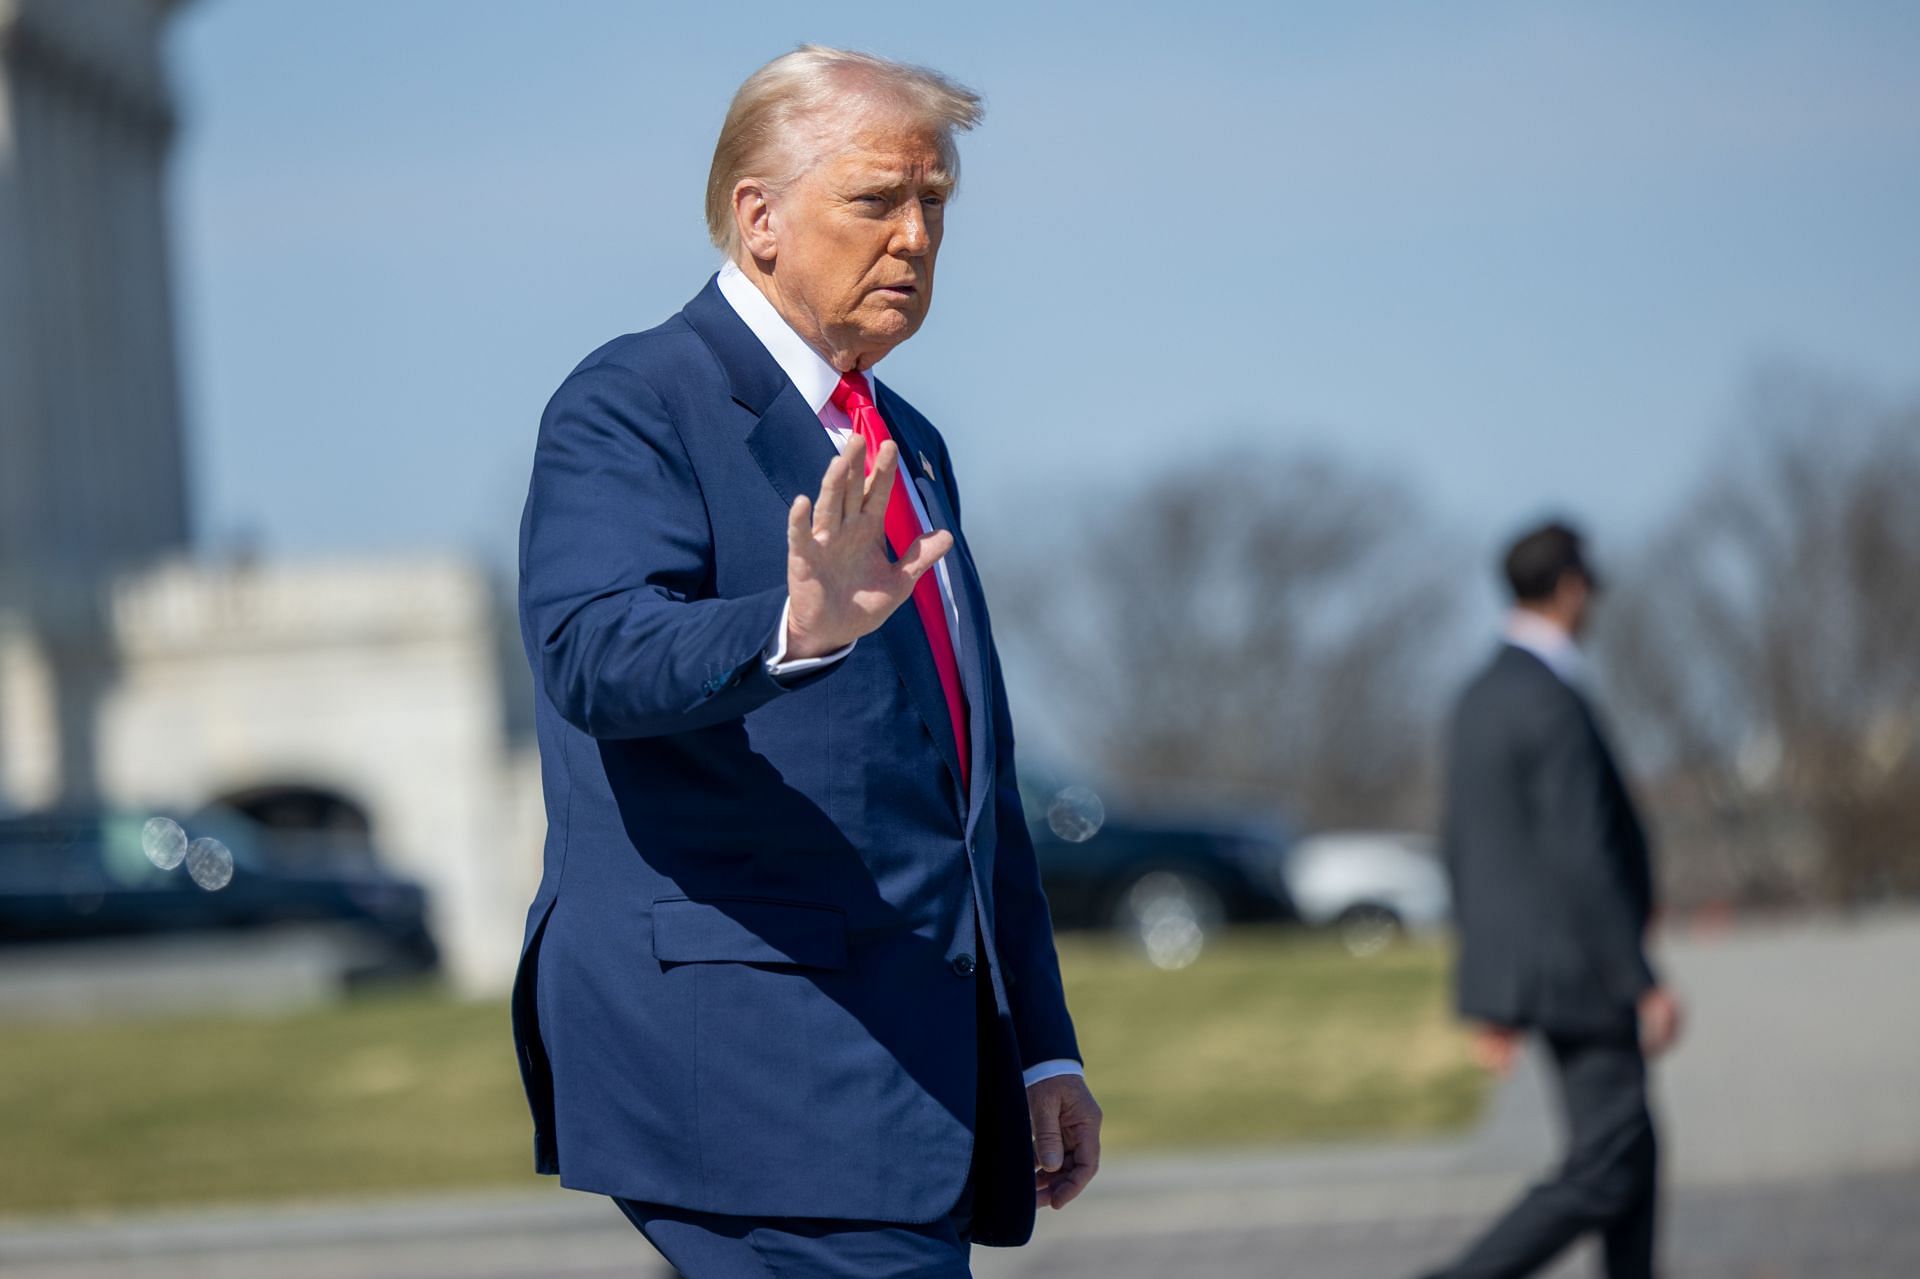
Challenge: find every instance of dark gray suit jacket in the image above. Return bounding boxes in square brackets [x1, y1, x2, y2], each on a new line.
[1441, 644, 1657, 1035]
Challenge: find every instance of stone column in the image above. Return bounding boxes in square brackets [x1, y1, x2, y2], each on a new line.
[0, 0, 192, 804]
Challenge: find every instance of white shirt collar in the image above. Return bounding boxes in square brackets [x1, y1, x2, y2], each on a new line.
[715, 260, 869, 414]
[1504, 609, 1586, 686]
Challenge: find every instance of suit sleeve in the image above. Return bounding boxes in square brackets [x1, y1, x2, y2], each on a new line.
[519, 361, 825, 739]
[1531, 702, 1659, 1006]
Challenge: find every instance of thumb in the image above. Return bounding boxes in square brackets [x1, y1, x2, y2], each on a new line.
[897, 529, 953, 582]
[1032, 1094, 1065, 1173]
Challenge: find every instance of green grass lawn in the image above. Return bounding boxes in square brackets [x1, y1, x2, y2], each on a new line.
[0, 929, 1485, 1217]
[1061, 932, 1485, 1150]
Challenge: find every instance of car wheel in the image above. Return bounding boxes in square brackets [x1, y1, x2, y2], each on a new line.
[1112, 869, 1226, 971]
[1336, 903, 1402, 957]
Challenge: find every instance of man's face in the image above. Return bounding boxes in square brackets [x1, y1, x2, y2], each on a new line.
[1561, 570, 1596, 638]
[761, 114, 950, 370]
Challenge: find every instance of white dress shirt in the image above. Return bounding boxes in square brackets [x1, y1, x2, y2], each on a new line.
[1503, 609, 1587, 688]
[715, 261, 1083, 1090]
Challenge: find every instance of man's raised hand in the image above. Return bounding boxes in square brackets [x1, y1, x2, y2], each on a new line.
[784, 434, 952, 661]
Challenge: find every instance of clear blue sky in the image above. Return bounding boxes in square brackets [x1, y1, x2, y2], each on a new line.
[167, 1, 1920, 574]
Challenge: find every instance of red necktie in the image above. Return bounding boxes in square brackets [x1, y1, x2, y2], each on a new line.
[830, 372, 970, 792]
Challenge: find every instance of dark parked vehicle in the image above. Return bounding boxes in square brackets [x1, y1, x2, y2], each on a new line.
[0, 808, 438, 981]
[1022, 775, 1296, 968]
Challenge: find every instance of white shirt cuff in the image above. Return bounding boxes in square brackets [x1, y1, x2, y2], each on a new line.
[765, 598, 855, 677]
[1022, 1059, 1084, 1088]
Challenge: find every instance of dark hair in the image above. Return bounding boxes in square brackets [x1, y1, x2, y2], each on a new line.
[1502, 520, 1596, 602]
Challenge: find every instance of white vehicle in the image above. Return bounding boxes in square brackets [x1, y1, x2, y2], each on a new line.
[1283, 830, 1450, 956]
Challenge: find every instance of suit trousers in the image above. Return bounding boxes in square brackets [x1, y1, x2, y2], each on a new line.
[1426, 1029, 1658, 1279]
[617, 949, 1018, 1278]
[615, 1193, 973, 1279]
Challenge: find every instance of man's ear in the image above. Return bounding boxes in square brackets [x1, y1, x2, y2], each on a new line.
[733, 180, 778, 264]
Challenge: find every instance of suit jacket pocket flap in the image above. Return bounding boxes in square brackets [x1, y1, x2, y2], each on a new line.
[651, 896, 848, 969]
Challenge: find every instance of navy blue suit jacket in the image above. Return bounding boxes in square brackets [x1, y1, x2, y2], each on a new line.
[511, 277, 1078, 1245]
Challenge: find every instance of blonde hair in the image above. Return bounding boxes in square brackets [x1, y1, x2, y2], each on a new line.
[705, 45, 984, 256]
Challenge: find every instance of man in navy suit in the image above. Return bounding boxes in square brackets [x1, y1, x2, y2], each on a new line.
[511, 45, 1100, 1276]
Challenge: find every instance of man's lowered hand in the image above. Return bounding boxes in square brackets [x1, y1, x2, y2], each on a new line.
[1028, 1074, 1102, 1210]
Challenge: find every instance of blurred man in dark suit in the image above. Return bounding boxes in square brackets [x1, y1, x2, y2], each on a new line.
[1420, 521, 1682, 1279]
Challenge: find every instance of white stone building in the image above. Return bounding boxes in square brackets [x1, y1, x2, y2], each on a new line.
[0, 0, 542, 992]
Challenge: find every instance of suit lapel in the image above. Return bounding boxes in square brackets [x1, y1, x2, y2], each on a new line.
[681, 280, 968, 807]
[876, 386, 994, 832]
[741, 384, 840, 506]
[742, 383, 838, 508]
[875, 574, 970, 810]
[914, 472, 993, 835]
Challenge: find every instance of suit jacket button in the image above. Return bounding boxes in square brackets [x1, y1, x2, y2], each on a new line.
[951, 953, 976, 977]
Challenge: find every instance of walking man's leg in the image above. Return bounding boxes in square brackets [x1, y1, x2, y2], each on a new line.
[1419, 1029, 1657, 1279]
[1599, 1093, 1658, 1279]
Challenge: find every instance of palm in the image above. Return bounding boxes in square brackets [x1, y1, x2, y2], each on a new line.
[784, 435, 950, 660]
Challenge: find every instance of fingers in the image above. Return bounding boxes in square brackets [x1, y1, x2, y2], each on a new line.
[895, 529, 953, 583]
[1052, 1122, 1100, 1209]
[1050, 1155, 1098, 1209]
[1030, 1092, 1065, 1175]
[1076, 1119, 1102, 1182]
[788, 495, 812, 548]
[862, 439, 898, 516]
[1031, 1081, 1102, 1211]
[813, 453, 849, 536]
[1035, 1143, 1100, 1209]
[840, 433, 868, 524]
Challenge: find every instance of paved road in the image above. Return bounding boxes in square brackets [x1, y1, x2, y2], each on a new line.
[1644, 911, 1920, 1186]
[4, 911, 1917, 1277]
[980, 1168, 1920, 1279]
[5, 1167, 1915, 1279]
